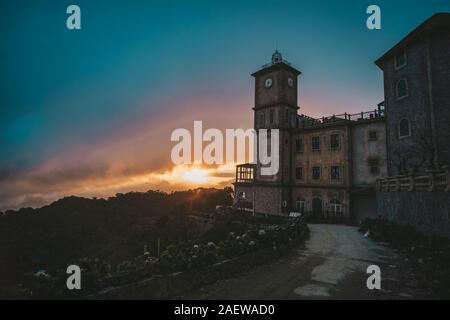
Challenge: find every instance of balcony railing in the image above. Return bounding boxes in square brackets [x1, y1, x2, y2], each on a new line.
[235, 163, 256, 183]
[296, 109, 384, 129]
[376, 166, 450, 192]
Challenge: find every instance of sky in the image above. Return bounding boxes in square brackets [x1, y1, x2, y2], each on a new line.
[1, 0, 449, 210]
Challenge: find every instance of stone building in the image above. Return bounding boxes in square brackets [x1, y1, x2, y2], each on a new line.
[375, 13, 450, 176]
[375, 13, 450, 237]
[234, 51, 387, 222]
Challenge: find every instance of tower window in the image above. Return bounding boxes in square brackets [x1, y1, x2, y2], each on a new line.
[259, 112, 266, 127]
[396, 79, 408, 99]
[394, 49, 407, 70]
[398, 118, 411, 138]
[312, 166, 321, 180]
[311, 136, 321, 151]
[331, 166, 341, 180]
[295, 167, 304, 180]
[270, 110, 274, 124]
[295, 138, 304, 152]
[330, 134, 340, 149]
[368, 131, 378, 141]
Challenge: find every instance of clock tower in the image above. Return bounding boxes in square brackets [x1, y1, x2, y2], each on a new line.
[252, 50, 301, 130]
[252, 51, 301, 213]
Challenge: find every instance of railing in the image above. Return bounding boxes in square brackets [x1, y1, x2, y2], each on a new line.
[376, 166, 450, 192]
[261, 58, 301, 71]
[296, 109, 384, 129]
[235, 163, 256, 183]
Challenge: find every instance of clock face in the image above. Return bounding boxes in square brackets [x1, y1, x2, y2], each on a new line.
[265, 78, 273, 88]
[288, 77, 294, 87]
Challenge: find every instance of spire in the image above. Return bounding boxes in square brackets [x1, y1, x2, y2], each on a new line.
[272, 50, 282, 64]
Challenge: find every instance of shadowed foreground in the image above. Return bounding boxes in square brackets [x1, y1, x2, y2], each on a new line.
[181, 224, 430, 300]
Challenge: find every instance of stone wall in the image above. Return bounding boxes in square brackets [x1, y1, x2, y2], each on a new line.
[254, 184, 282, 215]
[377, 191, 450, 238]
[352, 120, 387, 186]
[430, 30, 450, 168]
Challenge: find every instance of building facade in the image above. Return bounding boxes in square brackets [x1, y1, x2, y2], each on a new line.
[375, 13, 450, 176]
[374, 13, 450, 237]
[234, 51, 387, 222]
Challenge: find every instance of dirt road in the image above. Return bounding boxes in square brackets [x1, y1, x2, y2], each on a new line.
[182, 224, 429, 299]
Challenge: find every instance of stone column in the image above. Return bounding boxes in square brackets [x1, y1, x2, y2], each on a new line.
[443, 166, 450, 192]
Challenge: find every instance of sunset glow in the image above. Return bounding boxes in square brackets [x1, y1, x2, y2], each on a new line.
[181, 168, 209, 184]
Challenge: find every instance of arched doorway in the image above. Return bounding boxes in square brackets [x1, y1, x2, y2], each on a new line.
[312, 198, 322, 221]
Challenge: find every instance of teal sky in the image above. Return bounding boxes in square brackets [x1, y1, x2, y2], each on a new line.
[1, 0, 449, 210]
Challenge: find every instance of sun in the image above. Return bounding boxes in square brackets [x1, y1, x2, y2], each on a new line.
[180, 168, 209, 184]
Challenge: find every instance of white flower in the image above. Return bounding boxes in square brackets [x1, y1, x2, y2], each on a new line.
[207, 241, 216, 247]
[34, 270, 50, 278]
[258, 229, 266, 236]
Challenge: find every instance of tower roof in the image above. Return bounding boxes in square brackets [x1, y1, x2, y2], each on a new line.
[375, 13, 450, 69]
[252, 50, 301, 77]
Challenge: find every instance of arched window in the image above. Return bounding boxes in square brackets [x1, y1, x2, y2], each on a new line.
[328, 199, 343, 216]
[295, 197, 306, 213]
[398, 118, 411, 138]
[396, 79, 408, 99]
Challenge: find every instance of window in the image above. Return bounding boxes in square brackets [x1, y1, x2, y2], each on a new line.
[312, 166, 321, 180]
[270, 110, 274, 124]
[311, 136, 321, 151]
[295, 167, 303, 180]
[398, 118, 411, 138]
[330, 134, 340, 149]
[282, 200, 288, 208]
[368, 158, 380, 175]
[368, 131, 378, 141]
[331, 166, 341, 180]
[295, 138, 304, 152]
[395, 49, 407, 70]
[295, 198, 306, 213]
[285, 109, 289, 123]
[259, 112, 265, 127]
[370, 166, 380, 175]
[396, 79, 408, 99]
[328, 199, 343, 216]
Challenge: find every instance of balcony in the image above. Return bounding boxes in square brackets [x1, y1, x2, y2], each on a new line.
[235, 163, 256, 183]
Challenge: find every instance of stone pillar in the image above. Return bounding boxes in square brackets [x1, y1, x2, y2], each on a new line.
[394, 176, 402, 192]
[428, 170, 438, 192]
[408, 175, 415, 191]
[443, 165, 450, 192]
